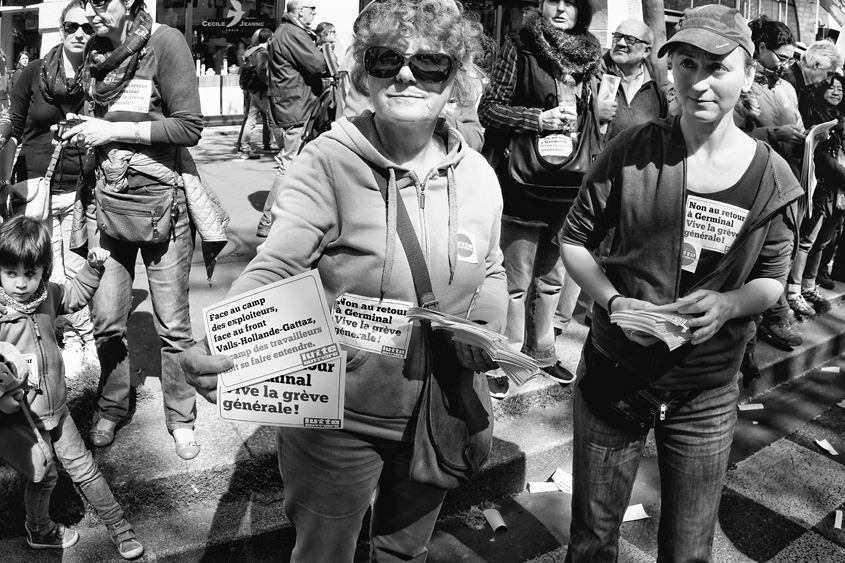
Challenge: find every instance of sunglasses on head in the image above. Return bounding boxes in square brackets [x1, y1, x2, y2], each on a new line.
[364, 46, 455, 83]
[62, 21, 95, 35]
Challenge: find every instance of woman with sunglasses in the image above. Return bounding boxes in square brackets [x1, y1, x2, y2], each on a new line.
[56, 0, 205, 460]
[181, 1, 506, 560]
[6, 0, 97, 379]
[478, 0, 608, 392]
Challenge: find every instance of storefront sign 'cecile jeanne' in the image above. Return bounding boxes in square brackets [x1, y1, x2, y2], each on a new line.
[202, 0, 268, 30]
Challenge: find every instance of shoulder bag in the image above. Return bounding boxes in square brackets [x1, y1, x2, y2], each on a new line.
[507, 76, 604, 189]
[0, 143, 59, 222]
[371, 169, 493, 490]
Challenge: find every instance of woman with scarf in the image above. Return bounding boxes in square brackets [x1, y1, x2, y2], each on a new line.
[478, 0, 610, 395]
[5, 0, 97, 379]
[58, 0, 204, 460]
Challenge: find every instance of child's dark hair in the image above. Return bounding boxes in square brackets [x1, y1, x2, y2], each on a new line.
[0, 216, 52, 280]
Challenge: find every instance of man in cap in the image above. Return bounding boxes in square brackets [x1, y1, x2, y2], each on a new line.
[561, 5, 801, 562]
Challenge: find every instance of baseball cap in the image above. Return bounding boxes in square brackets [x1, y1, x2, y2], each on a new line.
[657, 5, 753, 59]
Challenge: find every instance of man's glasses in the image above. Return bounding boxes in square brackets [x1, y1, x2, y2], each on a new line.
[364, 46, 455, 83]
[772, 51, 795, 67]
[300, 6, 316, 13]
[611, 32, 649, 47]
[62, 21, 95, 35]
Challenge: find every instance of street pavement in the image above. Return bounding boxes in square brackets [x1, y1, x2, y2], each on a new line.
[3, 129, 845, 562]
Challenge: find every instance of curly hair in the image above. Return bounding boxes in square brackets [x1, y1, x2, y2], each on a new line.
[350, 0, 491, 108]
[0, 216, 52, 282]
[748, 15, 794, 56]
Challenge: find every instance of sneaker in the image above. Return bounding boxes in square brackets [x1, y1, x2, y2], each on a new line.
[541, 361, 576, 385]
[25, 522, 79, 550]
[62, 343, 85, 380]
[802, 287, 832, 314]
[758, 320, 802, 351]
[239, 147, 259, 160]
[786, 293, 816, 316]
[107, 518, 144, 560]
[487, 373, 509, 400]
[818, 269, 836, 290]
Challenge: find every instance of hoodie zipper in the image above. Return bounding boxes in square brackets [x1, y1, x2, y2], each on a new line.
[27, 315, 47, 402]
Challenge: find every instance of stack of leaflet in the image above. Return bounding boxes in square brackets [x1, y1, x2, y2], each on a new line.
[407, 307, 541, 385]
[610, 310, 694, 350]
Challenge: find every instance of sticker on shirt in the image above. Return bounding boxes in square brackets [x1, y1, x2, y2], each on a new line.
[683, 196, 748, 272]
[457, 230, 478, 264]
[332, 294, 413, 359]
[537, 134, 573, 158]
[21, 353, 37, 383]
[680, 238, 702, 274]
[108, 79, 152, 113]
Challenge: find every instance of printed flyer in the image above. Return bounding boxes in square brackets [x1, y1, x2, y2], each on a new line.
[203, 270, 340, 390]
[218, 353, 346, 428]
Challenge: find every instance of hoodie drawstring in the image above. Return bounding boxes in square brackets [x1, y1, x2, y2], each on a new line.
[446, 166, 457, 286]
[380, 168, 398, 299]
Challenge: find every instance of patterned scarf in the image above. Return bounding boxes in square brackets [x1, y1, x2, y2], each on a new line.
[40, 44, 84, 106]
[753, 63, 783, 91]
[522, 10, 602, 81]
[0, 282, 48, 315]
[81, 8, 153, 106]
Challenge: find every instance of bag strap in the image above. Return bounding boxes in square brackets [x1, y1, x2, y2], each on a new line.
[18, 394, 52, 461]
[42, 143, 63, 185]
[369, 167, 439, 310]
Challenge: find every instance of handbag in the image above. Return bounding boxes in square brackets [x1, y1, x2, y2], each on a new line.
[507, 76, 604, 189]
[95, 184, 175, 244]
[0, 143, 58, 222]
[371, 168, 493, 490]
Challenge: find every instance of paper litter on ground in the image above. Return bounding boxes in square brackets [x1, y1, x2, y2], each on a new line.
[551, 468, 573, 494]
[527, 482, 560, 493]
[815, 439, 839, 456]
[622, 504, 650, 522]
[821, 366, 841, 373]
[483, 508, 507, 532]
[738, 403, 764, 411]
[835, 510, 843, 530]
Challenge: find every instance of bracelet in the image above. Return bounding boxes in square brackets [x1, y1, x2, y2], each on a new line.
[606, 294, 623, 313]
[133, 122, 140, 145]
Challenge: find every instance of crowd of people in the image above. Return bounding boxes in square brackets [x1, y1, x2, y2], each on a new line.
[0, 0, 844, 561]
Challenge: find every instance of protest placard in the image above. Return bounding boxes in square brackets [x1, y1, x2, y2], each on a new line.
[332, 293, 414, 359]
[218, 353, 346, 428]
[203, 270, 339, 390]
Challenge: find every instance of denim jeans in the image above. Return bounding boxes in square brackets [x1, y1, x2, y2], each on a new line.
[241, 92, 279, 151]
[23, 406, 123, 533]
[278, 427, 447, 563]
[566, 361, 739, 563]
[788, 186, 842, 292]
[554, 273, 583, 330]
[501, 216, 564, 367]
[260, 125, 304, 227]
[92, 188, 197, 432]
[49, 190, 94, 346]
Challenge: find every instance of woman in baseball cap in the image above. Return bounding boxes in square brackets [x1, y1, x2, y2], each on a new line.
[560, 4, 802, 561]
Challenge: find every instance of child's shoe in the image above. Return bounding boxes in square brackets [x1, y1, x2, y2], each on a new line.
[25, 521, 79, 550]
[108, 518, 144, 560]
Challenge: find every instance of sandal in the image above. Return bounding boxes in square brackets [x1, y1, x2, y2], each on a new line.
[90, 418, 117, 447]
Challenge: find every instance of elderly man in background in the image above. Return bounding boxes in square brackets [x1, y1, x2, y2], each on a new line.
[783, 39, 842, 126]
[257, 0, 327, 237]
[599, 18, 668, 142]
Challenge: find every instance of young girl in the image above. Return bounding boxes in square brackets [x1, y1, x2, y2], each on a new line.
[0, 216, 144, 559]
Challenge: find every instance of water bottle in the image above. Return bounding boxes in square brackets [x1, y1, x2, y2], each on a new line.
[559, 73, 577, 137]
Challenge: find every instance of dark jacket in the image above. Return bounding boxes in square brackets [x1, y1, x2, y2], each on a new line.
[561, 117, 802, 389]
[243, 44, 270, 95]
[598, 51, 667, 142]
[267, 13, 328, 128]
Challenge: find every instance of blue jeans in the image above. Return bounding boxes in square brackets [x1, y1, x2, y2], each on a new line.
[566, 361, 739, 562]
[788, 185, 843, 291]
[49, 190, 94, 346]
[260, 125, 304, 227]
[25, 406, 123, 533]
[92, 188, 197, 432]
[278, 427, 447, 563]
[241, 92, 279, 151]
[501, 216, 564, 367]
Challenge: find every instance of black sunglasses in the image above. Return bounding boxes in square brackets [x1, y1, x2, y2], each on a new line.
[62, 21, 95, 35]
[611, 32, 649, 47]
[364, 46, 455, 83]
